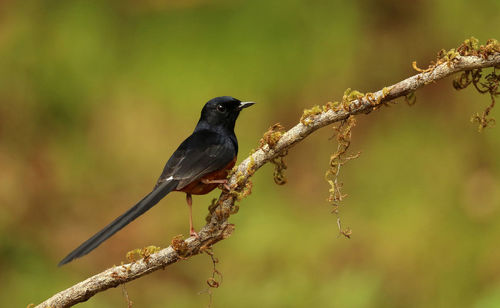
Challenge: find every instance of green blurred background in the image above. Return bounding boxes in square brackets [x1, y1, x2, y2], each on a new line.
[1, 0, 500, 307]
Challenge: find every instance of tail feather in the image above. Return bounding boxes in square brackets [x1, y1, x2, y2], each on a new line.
[58, 180, 178, 266]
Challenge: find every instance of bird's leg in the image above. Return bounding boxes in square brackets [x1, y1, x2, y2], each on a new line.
[186, 193, 199, 238]
[201, 178, 231, 191]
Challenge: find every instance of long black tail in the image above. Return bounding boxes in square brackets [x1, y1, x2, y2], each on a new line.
[58, 180, 178, 266]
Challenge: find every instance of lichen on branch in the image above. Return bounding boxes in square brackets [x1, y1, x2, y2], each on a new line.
[325, 116, 359, 238]
[259, 123, 288, 185]
[454, 68, 499, 131]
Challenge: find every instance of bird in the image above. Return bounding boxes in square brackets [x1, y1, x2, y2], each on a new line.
[58, 96, 254, 266]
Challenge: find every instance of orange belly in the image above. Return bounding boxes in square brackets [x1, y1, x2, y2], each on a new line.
[177, 157, 236, 195]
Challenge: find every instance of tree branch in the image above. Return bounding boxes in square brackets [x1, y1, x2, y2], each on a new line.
[35, 48, 500, 308]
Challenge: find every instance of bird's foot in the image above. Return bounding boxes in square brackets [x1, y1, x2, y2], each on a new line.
[201, 178, 231, 191]
[190, 228, 200, 239]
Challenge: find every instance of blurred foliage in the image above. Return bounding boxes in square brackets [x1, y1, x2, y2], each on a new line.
[1, 0, 500, 307]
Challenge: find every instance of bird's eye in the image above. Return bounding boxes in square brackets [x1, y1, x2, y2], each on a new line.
[216, 104, 226, 113]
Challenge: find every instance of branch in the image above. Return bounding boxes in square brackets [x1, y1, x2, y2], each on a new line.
[35, 46, 500, 308]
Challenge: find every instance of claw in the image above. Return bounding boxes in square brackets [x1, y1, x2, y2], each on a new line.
[190, 229, 200, 238]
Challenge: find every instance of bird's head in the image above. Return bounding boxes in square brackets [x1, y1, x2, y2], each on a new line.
[198, 96, 254, 132]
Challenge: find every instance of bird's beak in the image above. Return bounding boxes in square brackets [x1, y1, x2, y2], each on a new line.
[238, 101, 255, 110]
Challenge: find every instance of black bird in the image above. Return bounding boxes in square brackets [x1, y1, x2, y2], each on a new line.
[59, 96, 254, 266]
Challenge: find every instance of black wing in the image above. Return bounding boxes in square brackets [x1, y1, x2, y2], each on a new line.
[157, 129, 237, 189]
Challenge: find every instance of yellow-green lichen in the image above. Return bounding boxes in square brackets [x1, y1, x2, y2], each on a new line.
[382, 86, 392, 97]
[259, 123, 286, 148]
[171, 235, 189, 256]
[457, 36, 481, 56]
[451, 42, 499, 132]
[322, 101, 340, 112]
[246, 154, 256, 175]
[413, 37, 500, 75]
[469, 68, 499, 132]
[409, 37, 499, 131]
[437, 48, 460, 67]
[206, 198, 220, 222]
[364, 92, 377, 106]
[229, 180, 253, 202]
[325, 116, 359, 239]
[235, 170, 245, 186]
[300, 105, 322, 125]
[125, 245, 161, 263]
[343, 88, 364, 102]
[340, 88, 364, 112]
[271, 153, 287, 185]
